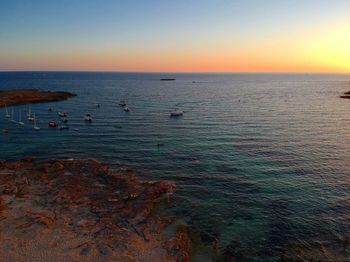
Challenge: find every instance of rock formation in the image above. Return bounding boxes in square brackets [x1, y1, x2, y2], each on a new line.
[0, 89, 76, 107]
[0, 158, 190, 261]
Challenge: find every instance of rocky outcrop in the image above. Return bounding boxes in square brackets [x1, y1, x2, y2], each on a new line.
[0, 158, 181, 261]
[0, 89, 76, 107]
[166, 225, 193, 261]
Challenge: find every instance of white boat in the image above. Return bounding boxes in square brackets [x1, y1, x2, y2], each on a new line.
[27, 106, 35, 121]
[28, 113, 35, 121]
[58, 112, 67, 117]
[170, 108, 184, 117]
[84, 114, 93, 122]
[33, 113, 40, 131]
[124, 106, 130, 112]
[18, 111, 24, 126]
[5, 104, 11, 118]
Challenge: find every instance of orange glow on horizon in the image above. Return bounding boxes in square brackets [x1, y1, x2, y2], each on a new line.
[1, 21, 349, 73]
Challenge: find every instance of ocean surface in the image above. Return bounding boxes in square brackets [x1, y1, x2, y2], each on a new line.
[1, 72, 350, 261]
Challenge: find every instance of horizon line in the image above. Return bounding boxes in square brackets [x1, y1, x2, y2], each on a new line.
[0, 70, 349, 75]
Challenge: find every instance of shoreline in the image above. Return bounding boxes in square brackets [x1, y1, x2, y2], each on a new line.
[0, 89, 76, 107]
[0, 157, 192, 261]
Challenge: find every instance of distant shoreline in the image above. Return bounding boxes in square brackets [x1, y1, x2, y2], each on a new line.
[0, 89, 76, 107]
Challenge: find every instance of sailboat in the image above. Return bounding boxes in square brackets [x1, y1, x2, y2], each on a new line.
[10, 108, 17, 123]
[5, 104, 11, 118]
[28, 107, 35, 121]
[27, 106, 35, 121]
[33, 113, 40, 131]
[18, 111, 24, 126]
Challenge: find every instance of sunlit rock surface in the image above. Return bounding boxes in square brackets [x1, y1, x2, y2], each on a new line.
[0, 89, 76, 107]
[0, 158, 190, 261]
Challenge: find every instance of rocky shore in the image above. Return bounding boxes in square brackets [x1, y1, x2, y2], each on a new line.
[0, 158, 191, 261]
[0, 89, 76, 107]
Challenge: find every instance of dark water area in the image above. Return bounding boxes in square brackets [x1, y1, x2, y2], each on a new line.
[1, 72, 350, 261]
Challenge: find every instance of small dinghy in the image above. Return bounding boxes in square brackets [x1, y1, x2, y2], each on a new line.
[84, 114, 93, 122]
[48, 121, 58, 127]
[124, 106, 130, 112]
[170, 108, 184, 117]
[58, 112, 67, 117]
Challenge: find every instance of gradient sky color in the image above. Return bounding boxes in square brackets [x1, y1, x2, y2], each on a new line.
[1, 0, 349, 72]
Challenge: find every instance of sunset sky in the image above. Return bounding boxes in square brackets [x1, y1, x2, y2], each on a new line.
[0, 0, 349, 73]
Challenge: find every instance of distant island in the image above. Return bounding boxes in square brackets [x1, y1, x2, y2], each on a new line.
[340, 90, 350, 99]
[160, 78, 176, 81]
[0, 89, 76, 107]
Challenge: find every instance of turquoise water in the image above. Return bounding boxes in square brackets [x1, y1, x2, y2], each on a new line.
[1, 72, 350, 260]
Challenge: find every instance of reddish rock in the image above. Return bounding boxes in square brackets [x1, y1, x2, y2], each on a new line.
[166, 225, 193, 261]
[0, 89, 76, 107]
[0, 158, 178, 261]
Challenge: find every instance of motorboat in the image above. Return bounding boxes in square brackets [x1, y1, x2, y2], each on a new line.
[48, 121, 58, 127]
[84, 114, 93, 122]
[170, 109, 184, 117]
[124, 107, 130, 112]
[58, 112, 67, 117]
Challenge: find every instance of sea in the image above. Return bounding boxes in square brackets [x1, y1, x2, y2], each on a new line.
[1, 72, 350, 261]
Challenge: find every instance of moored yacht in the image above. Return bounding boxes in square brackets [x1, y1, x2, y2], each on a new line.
[170, 108, 184, 117]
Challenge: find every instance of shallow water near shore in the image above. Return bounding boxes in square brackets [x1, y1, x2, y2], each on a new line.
[1, 72, 350, 260]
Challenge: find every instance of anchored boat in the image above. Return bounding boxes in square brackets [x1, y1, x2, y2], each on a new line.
[48, 121, 58, 127]
[170, 108, 184, 117]
[84, 114, 93, 122]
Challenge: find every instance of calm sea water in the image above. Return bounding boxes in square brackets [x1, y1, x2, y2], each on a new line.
[1, 72, 350, 260]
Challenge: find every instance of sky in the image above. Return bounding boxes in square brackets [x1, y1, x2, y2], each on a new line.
[0, 0, 349, 73]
